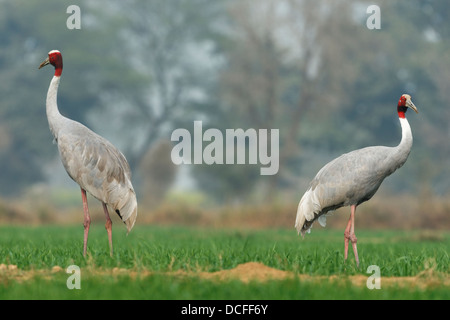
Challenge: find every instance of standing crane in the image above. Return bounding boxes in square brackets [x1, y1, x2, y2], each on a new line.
[39, 50, 137, 257]
[295, 94, 418, 266]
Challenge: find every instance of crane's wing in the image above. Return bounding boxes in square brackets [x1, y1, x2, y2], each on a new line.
[296, 146, 395, 236]
[57, 121, 137, 231]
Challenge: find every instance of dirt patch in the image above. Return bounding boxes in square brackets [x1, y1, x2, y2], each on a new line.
[0, 264, 57, 283]
[198, 262, 293, 283]
[1, 262, 449, 289]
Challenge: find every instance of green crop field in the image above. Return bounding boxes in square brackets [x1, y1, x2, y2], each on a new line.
[0, 225, 448, 300]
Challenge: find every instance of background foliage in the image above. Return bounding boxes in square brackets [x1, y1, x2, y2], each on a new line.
[0, 0, 448, 228]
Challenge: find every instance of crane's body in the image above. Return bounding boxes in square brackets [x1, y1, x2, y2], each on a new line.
[295, 95, 418, 266]
[40, 50, 137, 256]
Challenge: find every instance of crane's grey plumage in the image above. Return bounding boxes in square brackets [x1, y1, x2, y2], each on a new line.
[40, 50, 137, 256]
[295, 94, 418, 266]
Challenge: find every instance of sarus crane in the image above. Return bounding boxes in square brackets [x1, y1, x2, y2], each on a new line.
[39, 50, 137, 257]
[295, 94, 418, 266]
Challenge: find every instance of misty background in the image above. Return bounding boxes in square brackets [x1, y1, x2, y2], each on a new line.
[0, 0, 448, 229]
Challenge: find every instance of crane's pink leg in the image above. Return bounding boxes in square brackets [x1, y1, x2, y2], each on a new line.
[81, 188, 91, 257]
[344, 216, 352, 261]
[102, 202, 113, 257]
[344, 205, 359, 267]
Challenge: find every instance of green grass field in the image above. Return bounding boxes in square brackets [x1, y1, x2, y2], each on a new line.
[0, 225, 448, 299]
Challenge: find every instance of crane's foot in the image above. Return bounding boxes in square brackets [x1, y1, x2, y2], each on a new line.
[344, 231, 359, 267]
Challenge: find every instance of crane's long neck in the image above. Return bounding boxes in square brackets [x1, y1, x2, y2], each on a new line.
[393, 116, 413, 168]
[46, 75, 65, 138]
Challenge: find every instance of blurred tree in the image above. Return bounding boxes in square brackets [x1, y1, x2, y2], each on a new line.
[89, 0, 227, 171]
[196, 0, 358, 200]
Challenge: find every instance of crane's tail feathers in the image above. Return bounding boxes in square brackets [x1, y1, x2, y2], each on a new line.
[124, 206, 137, 234]
[116, 188, 137, 234]
[295, 188, 323, 237]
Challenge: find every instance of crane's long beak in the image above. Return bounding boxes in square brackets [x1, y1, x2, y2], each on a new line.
[406, 99, 419, 114]
[38, 57, 50, 69]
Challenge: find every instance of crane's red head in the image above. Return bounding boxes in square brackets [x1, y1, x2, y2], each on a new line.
[397, 94, 418, 118]
[38, 50, 63, 77]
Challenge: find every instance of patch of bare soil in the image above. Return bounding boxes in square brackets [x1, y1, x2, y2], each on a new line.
[1, 262, 448, 289]
[198, 262, 293, 283]
[0, 264, 63, 283]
